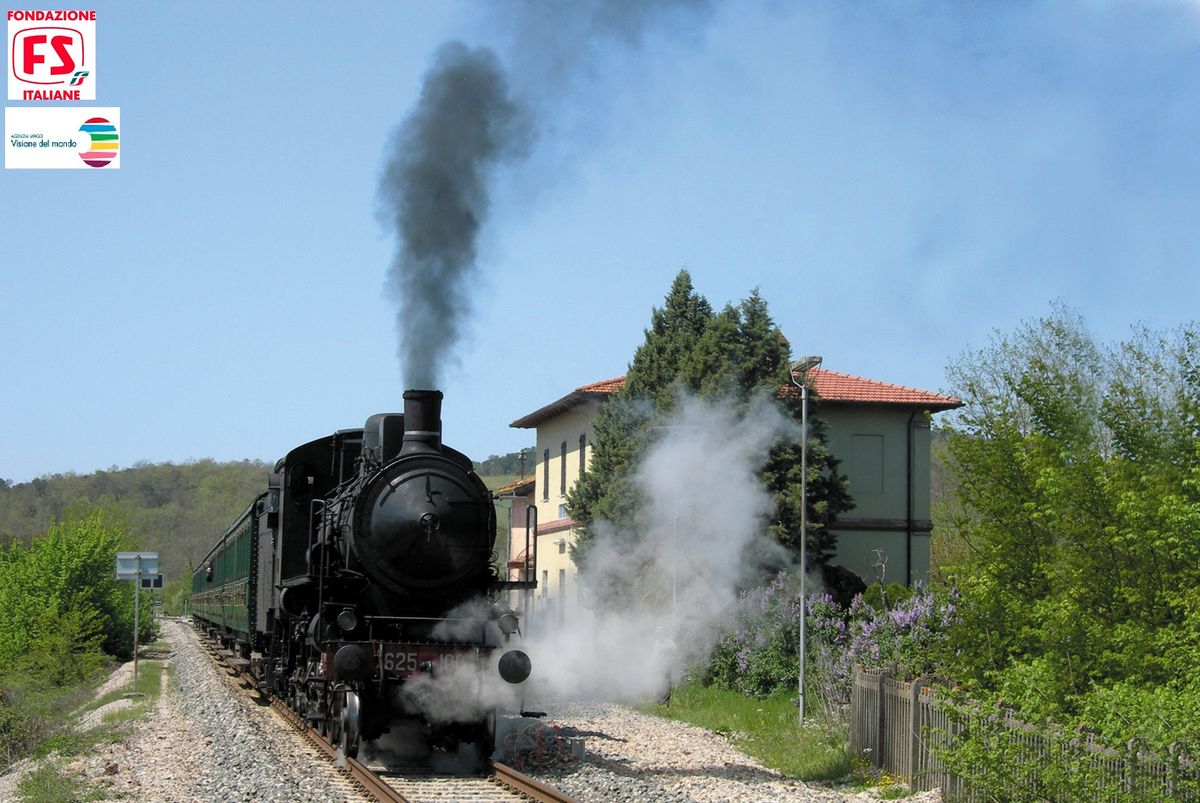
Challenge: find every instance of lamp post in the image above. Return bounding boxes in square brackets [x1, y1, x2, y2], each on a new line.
[790, 355, 822, 726]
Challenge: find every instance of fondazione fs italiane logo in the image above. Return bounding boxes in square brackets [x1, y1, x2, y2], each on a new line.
[7, 9, 97, 101]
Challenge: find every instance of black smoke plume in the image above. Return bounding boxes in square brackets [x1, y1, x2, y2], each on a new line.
[380, 4, 712, 388]
[379, 42, 533, 389]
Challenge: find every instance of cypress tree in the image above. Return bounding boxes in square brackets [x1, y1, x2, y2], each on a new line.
[569, 270, 713, 563]
[569, 271, 851, 585]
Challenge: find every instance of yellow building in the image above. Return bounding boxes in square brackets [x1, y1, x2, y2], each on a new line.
[506, 378, 620, 623]
[507, 370, 960, 619]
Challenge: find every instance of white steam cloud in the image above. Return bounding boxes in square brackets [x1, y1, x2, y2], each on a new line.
[399, 650, 523, 726]
[526, 392, 798, 701]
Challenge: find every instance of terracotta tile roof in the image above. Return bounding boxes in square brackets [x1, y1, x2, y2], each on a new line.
[575, 376, 625, 394]
[802, 368, 961, 410]
[512, 368, 959, 427]
[509, 378, 624, 428]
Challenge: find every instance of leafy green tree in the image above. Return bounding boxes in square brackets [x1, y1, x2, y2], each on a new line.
[0, 511, 146, 675]
[936, 305, 1200, 741]
[569, 271, 851, 589]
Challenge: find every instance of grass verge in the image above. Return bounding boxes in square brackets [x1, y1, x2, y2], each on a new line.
[6, 656, 169, 802]
[645, 682, 853, 781]
[16, 763, 103, 803]
[99, 660, 163, 727]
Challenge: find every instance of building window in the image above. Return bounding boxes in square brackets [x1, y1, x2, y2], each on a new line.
[542, 448, 549, 501]
[558, 503, 568, 519]
[851, 434, 885, 495]
[541, 569, 548, 597]
[557, 538, 566, 554]
[560, 441, 567, 495]
[579, 433, 586, 476]
[558, 569, 567, 623]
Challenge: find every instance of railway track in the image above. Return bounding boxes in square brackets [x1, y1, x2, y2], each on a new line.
[196, 626, 577, 803]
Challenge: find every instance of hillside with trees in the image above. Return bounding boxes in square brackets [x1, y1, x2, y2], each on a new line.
[0, 450, 532, 584]
[475, 450, 535, 477]
[0, 460, 273, 583]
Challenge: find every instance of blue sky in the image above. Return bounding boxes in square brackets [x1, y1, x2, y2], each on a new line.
[3, 1, 1199, 483]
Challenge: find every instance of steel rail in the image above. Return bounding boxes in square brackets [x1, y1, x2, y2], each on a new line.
[490, 760, 578, 803]
[197, 625, 577, 803]
[269, 695, 409, 803]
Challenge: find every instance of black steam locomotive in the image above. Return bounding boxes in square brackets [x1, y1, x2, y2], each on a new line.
[191, 390, 531, 762]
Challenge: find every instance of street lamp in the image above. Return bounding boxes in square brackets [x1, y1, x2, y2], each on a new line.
[790, 355, 822, 726]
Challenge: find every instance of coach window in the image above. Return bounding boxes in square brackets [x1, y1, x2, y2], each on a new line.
[542, 449, 550, 501]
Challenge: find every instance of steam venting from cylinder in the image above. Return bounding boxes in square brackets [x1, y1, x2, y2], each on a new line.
[400, 389, 443, 456]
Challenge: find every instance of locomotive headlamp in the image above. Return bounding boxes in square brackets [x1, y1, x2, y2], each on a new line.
[336, 608, 358, 633]
[495, 609, 520, 636]
[498, 649, 532, 684]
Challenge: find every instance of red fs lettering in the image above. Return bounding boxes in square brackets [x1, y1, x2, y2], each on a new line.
[12, 27, 84, 84]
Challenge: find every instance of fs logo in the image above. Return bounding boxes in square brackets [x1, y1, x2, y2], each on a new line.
[7, 12, 96, 101]
[11, 27, 86, 84]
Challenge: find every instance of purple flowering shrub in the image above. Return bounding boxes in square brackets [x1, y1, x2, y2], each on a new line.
[704, 572, 803, 697]
[809, 587, 958, 713]
[704, 571, 957, 712]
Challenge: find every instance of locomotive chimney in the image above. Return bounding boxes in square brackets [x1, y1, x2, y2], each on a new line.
[400, 389, 443, 455]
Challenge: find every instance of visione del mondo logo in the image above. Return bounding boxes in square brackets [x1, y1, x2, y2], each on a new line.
[78, 116, 117, 167]
[5, 107, 120, 169]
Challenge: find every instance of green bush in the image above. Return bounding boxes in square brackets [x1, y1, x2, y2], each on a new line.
[0, 511, 148, 673]
[0, 511, 154, 771]
[0, 692, 35, 766]
[163, 576, 191, 617]
[860, 583, 912, 611]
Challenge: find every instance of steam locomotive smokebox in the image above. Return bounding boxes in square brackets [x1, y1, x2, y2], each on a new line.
[345, 388, 494, 596]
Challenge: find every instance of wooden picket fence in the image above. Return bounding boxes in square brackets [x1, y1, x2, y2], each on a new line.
[849, 666, 1198, 801]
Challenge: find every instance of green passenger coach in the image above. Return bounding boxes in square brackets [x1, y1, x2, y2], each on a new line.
[191, 494, 264, 647]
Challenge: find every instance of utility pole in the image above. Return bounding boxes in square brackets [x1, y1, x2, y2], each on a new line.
[790, 355, 822, 727]
[133, 555, 141, 692]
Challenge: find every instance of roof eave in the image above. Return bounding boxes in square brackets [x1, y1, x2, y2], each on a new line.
[509, 391, 607, 429]
[818, 398, 963, 412]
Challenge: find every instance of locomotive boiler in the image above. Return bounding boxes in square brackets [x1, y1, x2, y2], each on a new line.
[191, 390, 531, 763]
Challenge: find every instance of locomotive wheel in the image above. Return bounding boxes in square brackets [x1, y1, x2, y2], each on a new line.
[333, 689, 361, 758]
[329, 696, 341, 745]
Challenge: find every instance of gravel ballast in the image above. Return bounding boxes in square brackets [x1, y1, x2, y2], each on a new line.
[2, 619, 940, 802]
[69, 619, 359, 802]
[520, 698, 942, 803]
